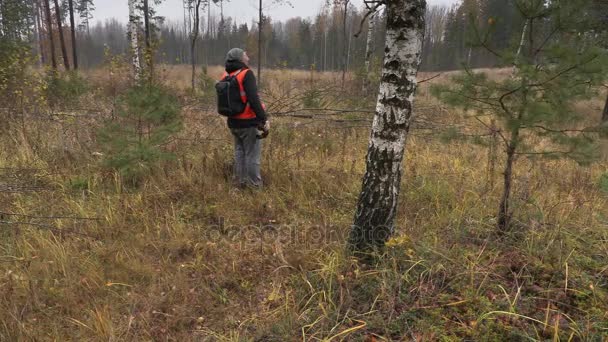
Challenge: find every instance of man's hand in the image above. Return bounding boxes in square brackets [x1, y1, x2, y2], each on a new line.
[257, 121, 270, 139]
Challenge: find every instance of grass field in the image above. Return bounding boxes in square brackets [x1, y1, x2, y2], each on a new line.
[1, 64, 607, 341]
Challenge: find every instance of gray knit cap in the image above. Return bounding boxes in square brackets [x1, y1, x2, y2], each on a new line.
[226, 48, 245, 62]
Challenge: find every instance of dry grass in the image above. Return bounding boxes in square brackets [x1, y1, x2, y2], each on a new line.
[1, 65, 607, 341]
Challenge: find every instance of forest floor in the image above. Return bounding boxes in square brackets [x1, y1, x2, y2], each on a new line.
[1, 65, 607, 341]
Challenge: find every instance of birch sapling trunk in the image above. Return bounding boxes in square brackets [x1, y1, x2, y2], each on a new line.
[350, 0, 426, 252]
[43, 0, 57, 69]
[516, 20, 529, 61]
[53, 0, 70, 70]
[363, 12, 376, 93]
[128, 0, 141, 81]
[68, 0, 77, 69]
[143, 0, 152, 78]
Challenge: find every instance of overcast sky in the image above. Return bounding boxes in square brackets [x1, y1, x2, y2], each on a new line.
[91, 0, 459, 26]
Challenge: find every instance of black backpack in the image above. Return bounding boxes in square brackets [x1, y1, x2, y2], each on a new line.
[216, 69, 247, 117]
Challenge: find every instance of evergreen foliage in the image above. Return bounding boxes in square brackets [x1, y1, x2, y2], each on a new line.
[98, 83, 182, 184]
[433, 0, 608, 230]
[45, 70, 89, 108]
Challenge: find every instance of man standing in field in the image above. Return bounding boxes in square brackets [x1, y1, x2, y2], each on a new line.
[221, 48, 269, 188]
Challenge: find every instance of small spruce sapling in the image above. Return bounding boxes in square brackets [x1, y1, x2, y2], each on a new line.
[98, 83, 182, 184]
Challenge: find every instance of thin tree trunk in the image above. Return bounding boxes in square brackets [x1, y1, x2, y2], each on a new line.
[258, 0, 262, 86]
[206, 1, 210, 68]
[349, 0, 426, 252]
[85, 2, 90, 35]
[220, 0, 223, 22]
[53, 0, 70, 70]
[497, 19, 534, 231]
[191, 0, 202, 91]
[68, 0, 77, 69]
[324, 30, 327, 72]
[34, 0, 45, 66]
[128, 0, 141, 80]
[183, 0, 188, 39]
[143, 0, 150, 50]
[602, 92, 608, 123]
[143, 0, 152, 77]
[341, 0, 349, 89]
[363, 12, 376, 92]
[516, 19, 529, 61]
[43, 0, 57, 70]
[0, 0, 5, 36]
[346, 19, 352, 72]
[497, 135, 518, 231]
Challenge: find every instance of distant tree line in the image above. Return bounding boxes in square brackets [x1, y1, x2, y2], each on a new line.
[2, 0, 606, 73]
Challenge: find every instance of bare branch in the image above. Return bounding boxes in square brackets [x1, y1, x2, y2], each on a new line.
[418, 73, 442, 84]
[0, 212, 104, 221]
[0, 220, 100, 240]
[522, 125, 600, 134]
[354, 1, 384, 38]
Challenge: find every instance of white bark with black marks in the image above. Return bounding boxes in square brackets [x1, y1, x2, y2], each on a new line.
[350, 0, 426, 251]
[363, 12, 376, 93]
[128, 0, 141, 80]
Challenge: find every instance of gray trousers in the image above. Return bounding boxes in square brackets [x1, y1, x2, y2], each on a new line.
[231, 127, 262, 187]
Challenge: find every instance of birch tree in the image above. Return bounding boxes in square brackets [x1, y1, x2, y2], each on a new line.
[141, 0, 152, 79]
[349, 0, 426, 252]
[128, 0, 141, 80]
[362, 11, 376, 92]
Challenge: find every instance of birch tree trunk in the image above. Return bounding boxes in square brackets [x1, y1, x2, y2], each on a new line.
[43, 0, 57, 70]
[128, 0, 141, 81]
[363, 12, 376, 93]
[349, 0, 426, 252]
[516, 19, 529, 61]
[143, 0, 152, 78]
[53, 0, 70, 70]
